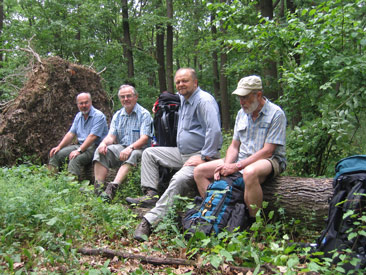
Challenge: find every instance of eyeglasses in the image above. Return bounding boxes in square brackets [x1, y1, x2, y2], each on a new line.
[237, 92, 256, 101]
[119, 94, 134, 99]
[77, 101, 90, 106]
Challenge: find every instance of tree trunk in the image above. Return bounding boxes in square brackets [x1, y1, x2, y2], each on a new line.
[258, 0, 273, 19]
[219, 1, 230, 131]
[219, 50, 230, 131]
[210, 12, 220, 101]
[258, 0, 280, 101]
[121, 0, 135, 80]
[166, 0, 174, 93]
[262, 176, 333, 230]
[0, 0, 3, 67]
[156, 23, 167, 92]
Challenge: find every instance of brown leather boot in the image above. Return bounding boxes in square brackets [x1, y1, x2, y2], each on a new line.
[134, 218, 152, 242]
[104, 182, 119, 202]
[125, 189, 159, 208]
[94, 181, 104, 196]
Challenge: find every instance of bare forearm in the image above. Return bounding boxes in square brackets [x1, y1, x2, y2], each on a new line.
[79, 134, 98, 152]
[56, 132, 75, 149]
[129, 135, 149, 149]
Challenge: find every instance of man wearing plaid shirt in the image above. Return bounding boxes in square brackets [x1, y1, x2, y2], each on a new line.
[194, 75, 287, 225]
[93, 84, 153, 201]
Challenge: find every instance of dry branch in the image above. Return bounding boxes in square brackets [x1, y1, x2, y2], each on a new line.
[77, 247, 268, 273]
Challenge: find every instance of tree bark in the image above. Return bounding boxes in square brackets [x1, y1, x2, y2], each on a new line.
[257, 0, 280, 101]
[166, 0, 174, 93]
[219, 0, 230, 131]
[210, 12, 220, 101]
[121, 0, 135, 80]
[156, 23, 167, 92]
[0, 0, 3, 67]
[262, 176, 333, 230]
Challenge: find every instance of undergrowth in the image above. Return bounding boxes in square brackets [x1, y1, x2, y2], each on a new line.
[0, 164, 365, 274]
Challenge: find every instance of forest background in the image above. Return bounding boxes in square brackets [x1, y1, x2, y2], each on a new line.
[0, 0, 365, 177]
[1, 0, 366, 274]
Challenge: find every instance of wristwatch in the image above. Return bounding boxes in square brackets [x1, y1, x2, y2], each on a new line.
[235, 161, 243, 170]
[201, 155, 212, 161]
[77, 148, 83, 153]
[129, 145, 135, 150]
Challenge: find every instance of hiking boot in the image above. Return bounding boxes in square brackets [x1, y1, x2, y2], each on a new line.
[104, 182, 119, 201]
[94, 181, 104, 196]
[125, 189, 159, 208]
[134, 218, 152, 242]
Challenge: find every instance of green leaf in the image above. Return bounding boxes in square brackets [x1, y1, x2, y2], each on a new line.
[210, 255, 221, 269]
[46, 217, 58, 226]
[348, 232, 357, 240]
[220, 249, 234, 262]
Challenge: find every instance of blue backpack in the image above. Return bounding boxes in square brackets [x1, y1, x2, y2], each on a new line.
[182, 172, 249, 238]
[316, 155, 366, 271]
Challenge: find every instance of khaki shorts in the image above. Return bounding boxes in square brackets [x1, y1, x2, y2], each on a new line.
[268, 157, 283, 179]
[93, 144, 142, 169]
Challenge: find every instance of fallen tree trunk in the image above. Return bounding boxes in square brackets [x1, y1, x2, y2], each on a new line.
[262, 176, 333, 230]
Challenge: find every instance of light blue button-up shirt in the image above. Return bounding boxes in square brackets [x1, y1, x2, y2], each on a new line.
[233, 98, 287, 168]
[109, 103, 153, 147]
[69, 106, 108, 146]
[177, 87, 222, 157]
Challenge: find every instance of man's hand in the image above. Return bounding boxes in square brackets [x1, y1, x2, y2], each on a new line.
[98, 143, 108, 155]
[69, 150, 81, 160]
[49, 146, 60, 157]
[119, 146, 133, 161]
[214, 163, 237, 180]
[183, 155, 205, 167]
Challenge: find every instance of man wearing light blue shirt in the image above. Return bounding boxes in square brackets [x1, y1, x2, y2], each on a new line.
[194, 75, 287, 225]
[127, 68, 223, 241]
[48, 92, 108, 178]
[93, 85, 153, 200]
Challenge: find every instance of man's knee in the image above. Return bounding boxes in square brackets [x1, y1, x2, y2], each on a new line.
[193, 164, 204, 178]
[142, 147, 156, 160]
[242, 165, 257, 181]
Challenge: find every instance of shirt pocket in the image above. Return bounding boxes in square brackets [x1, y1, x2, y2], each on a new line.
[132, 129, 140, 142]
[182, 113, 193, 130]
[237, 123, 248, 141]
[258, 122, 270, 137]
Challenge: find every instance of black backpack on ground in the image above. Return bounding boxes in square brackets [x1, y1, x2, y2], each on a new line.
[182, 172, 249, 239]
[152, 92, 180, 195]
[316, 155, 366, 271]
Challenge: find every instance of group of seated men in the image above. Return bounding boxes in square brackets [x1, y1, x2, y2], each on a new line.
[48, 67, 287, 242]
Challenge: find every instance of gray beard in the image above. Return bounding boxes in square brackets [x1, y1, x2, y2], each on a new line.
[244, 100, 259, 114]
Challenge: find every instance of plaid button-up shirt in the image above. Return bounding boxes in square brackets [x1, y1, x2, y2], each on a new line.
[233, 98, 287, 168]
[109, 103, 153, 147]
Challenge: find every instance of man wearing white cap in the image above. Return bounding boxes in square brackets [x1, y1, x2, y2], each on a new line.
[194, 75, 287, 224]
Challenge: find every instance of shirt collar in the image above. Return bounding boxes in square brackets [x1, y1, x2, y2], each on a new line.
[183, 87, 200, 105]
[121, 103, 138, 115]
[81, 106, 95, 119]
[88, 106, 96, 117]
